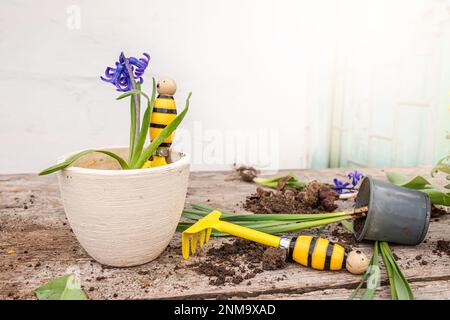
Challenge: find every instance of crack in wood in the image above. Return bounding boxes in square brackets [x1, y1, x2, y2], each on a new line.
[155, 275, 450, 300]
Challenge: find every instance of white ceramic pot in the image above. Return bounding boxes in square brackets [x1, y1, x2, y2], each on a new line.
[57, 147, 190, 267]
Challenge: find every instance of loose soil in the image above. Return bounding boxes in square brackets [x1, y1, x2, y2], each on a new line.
[434, 240, 450, 258]
[234, 165, 259, 182]
[330, 227, 357, 249]
[244, 180, 339, 214]
[189, 239, 287, 286]
[431, 206, 449, 218]
[353, 216, 365, 238]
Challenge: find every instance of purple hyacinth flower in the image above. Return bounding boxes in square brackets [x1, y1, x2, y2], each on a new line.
[101, 52, 150, 92]
[128, 53, 150, 83]
[332, 178, 351, 194]
[348, 170, 364, 187]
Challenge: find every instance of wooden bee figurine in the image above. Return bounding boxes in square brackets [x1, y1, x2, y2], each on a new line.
[143, 77, 177, 168]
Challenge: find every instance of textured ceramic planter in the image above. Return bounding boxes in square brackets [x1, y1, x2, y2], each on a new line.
[57, 147, 190, 267]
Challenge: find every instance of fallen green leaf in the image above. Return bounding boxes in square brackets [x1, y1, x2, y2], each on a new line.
[386, 172, 450, 206]
[254, 174, 307, 191]
[379, 242, 414, 300]
[34, 274, 88, 300]
[349, 241, 380, 300]
[386, 172, 432, 189]
[419, 189, 450, 206]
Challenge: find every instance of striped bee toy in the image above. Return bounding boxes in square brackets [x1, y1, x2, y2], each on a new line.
[143, 77, 177, 168]
[286, 235, 364, 273]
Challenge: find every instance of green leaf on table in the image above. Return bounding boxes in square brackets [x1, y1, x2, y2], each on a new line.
[379, 242, 414, 300]
[38, 149, 129, 175]
[254, 174, 307, 191]
[34, 274, 88, 300]
[386, 172, 432, 189]
[420, 189, 450, 206]
[340, 220, 354, 233]
[348, 241, 380, 300]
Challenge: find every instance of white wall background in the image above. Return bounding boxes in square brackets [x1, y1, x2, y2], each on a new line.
[0, 0, 449, 174]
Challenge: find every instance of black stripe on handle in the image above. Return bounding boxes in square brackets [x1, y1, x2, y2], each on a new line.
[153, 108, 177, 114]
[307, 237, 318, 268]
[158, 142, 172, 148]
[287, 237, 297, 262]
[324, 243, 334, 270]
[150, 123, 167, 129]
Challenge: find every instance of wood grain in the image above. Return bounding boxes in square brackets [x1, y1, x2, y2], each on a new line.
[1, 167, 449, 300]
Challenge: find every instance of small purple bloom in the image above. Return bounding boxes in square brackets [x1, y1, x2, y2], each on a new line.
[348, 170, 364, 187]
[332, 178, 351, 194]
[101, 52, 150, 92]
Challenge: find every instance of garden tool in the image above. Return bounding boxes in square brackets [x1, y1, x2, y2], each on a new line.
[143, 77, 178, 168]
[182, 210, 369, 274]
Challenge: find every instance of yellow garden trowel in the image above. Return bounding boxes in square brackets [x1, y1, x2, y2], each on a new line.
[182, 210, 369, 274]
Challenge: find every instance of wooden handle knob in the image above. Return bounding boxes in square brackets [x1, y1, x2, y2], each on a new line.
[346, 250, 369, 274]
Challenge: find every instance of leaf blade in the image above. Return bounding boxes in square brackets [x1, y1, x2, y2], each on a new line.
[130, 78, 156, 166]
[386, 172, 432, 189]
[38, 149, 129, 175]
[134, 92, 191, 169]
[34, 274, 88, 300]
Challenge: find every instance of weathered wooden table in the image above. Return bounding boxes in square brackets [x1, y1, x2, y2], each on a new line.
[1, 167, 449, 300]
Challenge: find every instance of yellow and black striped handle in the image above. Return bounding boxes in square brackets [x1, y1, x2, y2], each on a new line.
[287, 236, 347, 271]
[149, 95, 177, 146]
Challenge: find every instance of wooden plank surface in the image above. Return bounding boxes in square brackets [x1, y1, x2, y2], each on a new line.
[1, 167, 449, 300]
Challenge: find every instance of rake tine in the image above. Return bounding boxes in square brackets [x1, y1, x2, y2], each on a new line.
[206, 228, 212, 243]
[199, 230, 205, 248]
[191, 233, 198, 254]
[182, 233, 190, 259]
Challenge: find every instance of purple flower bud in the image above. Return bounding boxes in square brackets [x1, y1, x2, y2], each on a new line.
[332, 178, 351, 194]
[347, 170, 364, 187]
[101, 52, 150, 91]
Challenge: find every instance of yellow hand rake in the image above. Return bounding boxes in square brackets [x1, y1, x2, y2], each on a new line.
[181, 210, 369, 274]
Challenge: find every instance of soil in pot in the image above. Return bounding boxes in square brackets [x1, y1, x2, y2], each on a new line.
[244, 180, 339, 214]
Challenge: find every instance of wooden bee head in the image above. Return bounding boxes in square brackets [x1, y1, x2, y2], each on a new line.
[157, 77, 177, 96]
[346, 250, 369, 274]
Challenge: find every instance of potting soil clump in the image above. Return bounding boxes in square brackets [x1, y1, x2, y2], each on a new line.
[244, 180, 339, 214]
[190, 239, 287, 286]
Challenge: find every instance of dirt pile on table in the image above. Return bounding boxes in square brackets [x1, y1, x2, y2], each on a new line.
[190, 239, 286, 286]
[330, 227, 357, 248]
[244, 180, 339, 214]
[434, 240, 450, 258]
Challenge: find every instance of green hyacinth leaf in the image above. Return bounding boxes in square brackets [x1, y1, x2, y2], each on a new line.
[386, 172, 432, 190]
[34, 275, 88, 300]
[38, 149, 129, 175]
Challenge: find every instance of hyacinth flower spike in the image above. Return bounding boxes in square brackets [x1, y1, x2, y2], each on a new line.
[332, 170, 365, 200]
[348, 170, 364, 187]
[101, 52, 150, 158]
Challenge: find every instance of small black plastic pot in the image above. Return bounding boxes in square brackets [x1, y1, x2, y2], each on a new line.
[354, 176, 431, 245]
